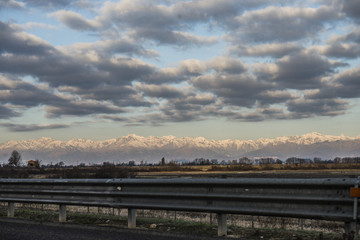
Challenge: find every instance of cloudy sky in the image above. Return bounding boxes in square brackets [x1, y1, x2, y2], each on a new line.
[0, 0, 360, 142]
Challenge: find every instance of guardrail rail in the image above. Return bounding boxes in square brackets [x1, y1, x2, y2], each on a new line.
[0, 177, 359, 236]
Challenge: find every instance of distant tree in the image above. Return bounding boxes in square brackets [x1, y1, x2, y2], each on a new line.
[334, 157, 342, 164]
[8, 150, 22, 167]
[102, 161, 113, 167]
[238, 157, 253, 165]
[55, 161, 65, 168]
[34, 159, 41, 169]
[210, 159, 218, 165]
[276, 159, 283, 164]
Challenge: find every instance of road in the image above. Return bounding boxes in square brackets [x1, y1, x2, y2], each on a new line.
[0, 218, 223, 240]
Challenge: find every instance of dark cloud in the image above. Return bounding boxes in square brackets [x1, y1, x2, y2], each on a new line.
[102, 115, 128, 122]
[230, 6, 339, 43]
[165, 94, 216, 113]
[69, 85, 150, 107]
[0, 54, 106, 88]
[137, 84, 185, 99]
[50, 35, 158, 59]
[97, 39, 158, 58]
[0, 105, 19, 119]
[144, 70, 187, 84]
[192, 73, 271, 107]
[287, 98, 348, 118]
[332, 67, 360, 97]
[0, 0, 359, 127]
[0, 75, 66, 107]
[221, 97, 348, 121]
[0, 0, 24, 9]
[259, 108, 287, 120]
[129, 28, 217, 46]
[213, 107, 286, 122]
[257, 90, 296, 106]
[317, 29, 360, 59]
[231, 42, 302, 58]
[52, 0, 270, 47]
[0, 75, 129, 118]
[120, 93, 218, 125]
[51, 10, 99, 31]
[146, 104, 208, 123]
[342, 0, 360, 21]
[169, 0, 270, 23]
[159, 108, 202, 122]
[96, 58, 154, 85]
[0, 123, 69, 132]
[144, 59, 205, 84]
[0, 21, 154, 119]
[207, 57, 247, 74]
[341, 28, 360, 43]
[0, 21, 54, 55]
[321, 42, 360, 59]
[98, 0, 265, 30]
[274, 53, 341, 88]
[308, 66, 360, 100]
[255, 52, 346, 89]
[0, 21, 103, 88]
[0, 20, 156, 91]
[46, 101, 125, 118]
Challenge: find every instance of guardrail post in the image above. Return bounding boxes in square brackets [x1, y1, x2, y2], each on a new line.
[59, 204, 67, 222]
[217, 213, 227, 236]
[8, 202, 14, 217]
[348, 177, 360, 237]
[128, 208, 136, 228]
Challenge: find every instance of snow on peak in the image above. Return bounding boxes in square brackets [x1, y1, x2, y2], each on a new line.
[254, 132, 356, 146]
[0, 132, 358, 161]
[0, 132, 359, 164]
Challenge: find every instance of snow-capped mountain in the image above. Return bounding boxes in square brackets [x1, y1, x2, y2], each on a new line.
[0, 132, 359, 164]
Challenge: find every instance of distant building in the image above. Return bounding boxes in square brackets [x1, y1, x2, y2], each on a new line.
[27, 160, 36, 168]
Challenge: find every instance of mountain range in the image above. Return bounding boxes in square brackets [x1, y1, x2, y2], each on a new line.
[0, 132, 359, 165]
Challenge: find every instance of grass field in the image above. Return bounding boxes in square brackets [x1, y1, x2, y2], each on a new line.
[1, 163, 360, 179]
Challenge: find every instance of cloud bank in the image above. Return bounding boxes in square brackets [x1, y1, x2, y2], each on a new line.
[0, 0, 359, 133]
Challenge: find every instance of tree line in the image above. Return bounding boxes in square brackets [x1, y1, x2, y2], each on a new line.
[3, 150, 360, 168]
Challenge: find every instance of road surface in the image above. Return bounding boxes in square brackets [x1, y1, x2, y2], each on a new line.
[0, 218, 223, 240]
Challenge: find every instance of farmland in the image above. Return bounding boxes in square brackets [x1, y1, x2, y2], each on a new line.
[1, 162, 360, 179]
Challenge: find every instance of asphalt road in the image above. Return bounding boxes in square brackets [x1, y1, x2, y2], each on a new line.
[0, 218, 223, 240]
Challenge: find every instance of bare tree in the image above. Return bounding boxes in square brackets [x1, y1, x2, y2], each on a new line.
[8, 150, 22, 167]
[34, 159, 42, 169]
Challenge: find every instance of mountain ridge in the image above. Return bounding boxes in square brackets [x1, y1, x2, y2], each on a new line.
[0, 132, 359, 164]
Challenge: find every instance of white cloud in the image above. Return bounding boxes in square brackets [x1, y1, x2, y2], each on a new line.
[50, 10, 102, 31]
[20, 22, 56, 30]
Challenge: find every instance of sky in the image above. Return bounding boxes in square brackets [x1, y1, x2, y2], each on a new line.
[0, 0, 360, 142]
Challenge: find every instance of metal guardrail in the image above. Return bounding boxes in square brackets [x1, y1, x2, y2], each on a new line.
[0, 177, 359, 236]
